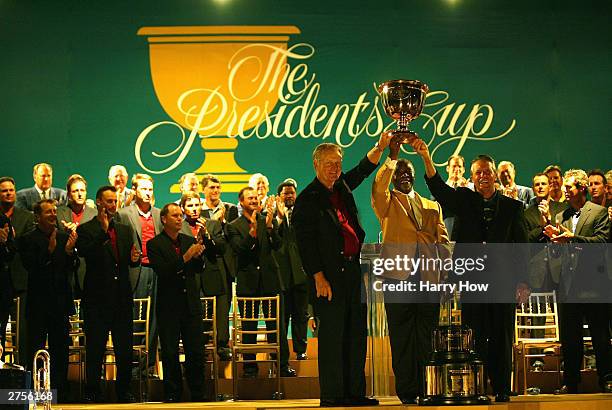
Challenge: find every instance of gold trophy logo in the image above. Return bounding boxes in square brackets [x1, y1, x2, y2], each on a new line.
[137, 26, 301, 192]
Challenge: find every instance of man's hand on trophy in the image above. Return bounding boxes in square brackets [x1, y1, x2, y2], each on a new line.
[389, 136, 402, 160]
[408, 137, 430, 158]
[378, 130, 395, 151]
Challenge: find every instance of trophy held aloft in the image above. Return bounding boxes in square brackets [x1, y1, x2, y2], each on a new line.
[377, 79, 428, 145]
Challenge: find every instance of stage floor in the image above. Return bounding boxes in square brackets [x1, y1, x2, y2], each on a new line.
[53, 394, 612, 410]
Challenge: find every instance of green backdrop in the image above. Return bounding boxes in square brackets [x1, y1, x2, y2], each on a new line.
[2, 0, 610, 241]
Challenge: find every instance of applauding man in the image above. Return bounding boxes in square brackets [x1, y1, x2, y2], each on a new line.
[77, 186, 140, 403]
[148, 203, 207, 402]
[226, 187, 295, 378]
[19, 199, 77, 402]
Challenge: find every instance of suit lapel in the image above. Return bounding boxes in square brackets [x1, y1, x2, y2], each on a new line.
[236, 216, 251, 239]
[574, 204, 590, 235]
[152, 207, 162, 234]
[129, 206, 142, 242]
[392, 190, 418, 227]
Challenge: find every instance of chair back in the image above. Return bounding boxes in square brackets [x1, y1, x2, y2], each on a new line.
[515, 291, 559, 344]
[232, 295, 280, 348]
[133, 297, 151, 351]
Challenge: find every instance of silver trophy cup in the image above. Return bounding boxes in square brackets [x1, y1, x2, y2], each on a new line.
[377, 79, 429, 143]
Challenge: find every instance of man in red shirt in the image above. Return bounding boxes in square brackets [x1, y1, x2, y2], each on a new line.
[57, 174, 97, 297]
[116, 173, 163, 376]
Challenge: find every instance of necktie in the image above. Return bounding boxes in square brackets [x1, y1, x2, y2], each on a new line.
[287, 208, 292, 227]
[408, 195, 423, 229]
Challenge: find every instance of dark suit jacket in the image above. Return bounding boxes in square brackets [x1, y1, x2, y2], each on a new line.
[426, 172, 527, 244]
[0, 213, 16, 309]
[524, 200, 568, 288]
[147, 231, 205, 316]
[18, 227, 76, 315]
[180, 219, 227, 296]
[57, 205, 97, 231]
[202, 201, 239, 279]
[202, 201, 239, 224]
[226, 214, 283, 295]
[425, 172, 528, 298]
[76, 218, 138, 309]
[292, 156, 377, 291]
[8, 207, 35, 293]
[56, 204, 97, 294]
[554, 201, 610, 301]
[16, 186, 66, 210]
[274, 211, 307, 288]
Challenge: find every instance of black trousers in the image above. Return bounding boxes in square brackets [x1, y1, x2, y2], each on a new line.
[385, 302, 439, 399]
[237, 296, 289, 370]
[26, 308, 70, 399]
[158, 298, 205, 401]
[213, 273, 232, 350]
[283, 283, 309, 355]
[559, 303, 611, 388]
[315, 259, 366, 401]
[132, 266, 158, 367]
[83, 301, 133, 397]
[462, 303, 514, 395]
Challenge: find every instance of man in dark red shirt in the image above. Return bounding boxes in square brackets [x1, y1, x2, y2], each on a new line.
[77, 186, 140, 402]
[292, 134, 392, 407]
[57, 174, 97, 297]
[116, 173, 163, 376]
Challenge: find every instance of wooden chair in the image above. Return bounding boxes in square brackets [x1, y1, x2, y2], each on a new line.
[201, 296, 218, 399]
[231, 295, 281, 400]
[513, 291, 561, 394]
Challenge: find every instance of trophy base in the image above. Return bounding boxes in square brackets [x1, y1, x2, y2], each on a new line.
[389, 129, 419, 144]
[420, 395, 491, 406]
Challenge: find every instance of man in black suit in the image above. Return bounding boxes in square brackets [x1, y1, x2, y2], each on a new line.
[0, 209, 15, 352]
[76, 186, 140, 403]
[1, 176, 35, 365]
[525, 173, 568, 290]
[411, 138, 529, 402]
[199, 175, 238, 360]
[148, 203, 207, 402]
[544, 169, 612, 393]
[226, 187, 296, 378]
[201, 174, 239, 223]
[16, 163, 66, 211]
[19, 199, 77, 401]
[57, 174, 97, 298]
[524, 173, 568, 363]
[274, 180, 309, 361]
[292, 136, 392, 407]
[116, 173, 162, 374]
[180, 192, 227, 297]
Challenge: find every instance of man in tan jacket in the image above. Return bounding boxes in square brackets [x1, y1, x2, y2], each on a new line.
[371, 135, 450, 404]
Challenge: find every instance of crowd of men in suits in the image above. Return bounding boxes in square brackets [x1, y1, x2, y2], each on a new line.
[0, 164, 306, 403]
[0, 143, 611, 405]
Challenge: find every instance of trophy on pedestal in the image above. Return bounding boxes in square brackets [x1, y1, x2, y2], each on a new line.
[377, 79, 429, 144]
[421, 292, 490, 405]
